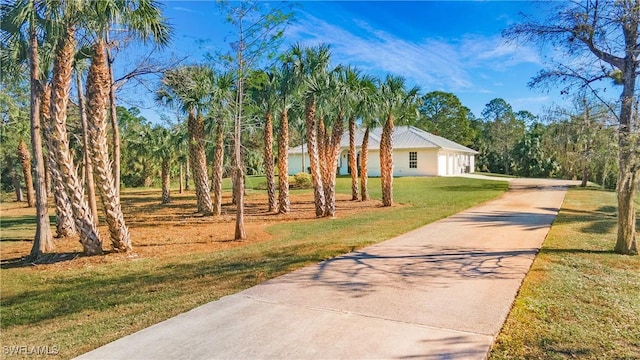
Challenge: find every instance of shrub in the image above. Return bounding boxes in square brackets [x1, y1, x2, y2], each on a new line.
[292, 172, 312, 189]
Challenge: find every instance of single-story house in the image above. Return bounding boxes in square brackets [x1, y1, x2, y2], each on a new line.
[288, 126, 478, 177]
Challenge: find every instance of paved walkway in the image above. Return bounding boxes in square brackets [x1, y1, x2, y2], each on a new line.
[78, 178, 578, 360]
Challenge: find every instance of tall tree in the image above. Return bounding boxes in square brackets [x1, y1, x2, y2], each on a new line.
[481, 98, 525, 175]
[276, 58, 296, 214]
[544, 99, 618, 187]
[50, 15, 102, 255]
[378, 74, 420, 207]
[511, 122, 559, 178]
[43, 82, 76, 238]
[358, 77, 381, 202]
[218, 0, 293, 238]
[418, 91, 476, 146]
[10, 0, 56, 257]
[249, 69, 279, 212]
[317, 67, 347, 217]
[85, 37, 131, 251]
[83, 0, 171, 251]
[75, 65, 98, 223]
[506, 0, 639, 254]
[344, 68, 375, 202]
[157, 66, 214, 215]
[146, 125, 173, 204]
[210, 72, 234, 216]
[292, 43, 331, 217]
[28, 0, 54, 257]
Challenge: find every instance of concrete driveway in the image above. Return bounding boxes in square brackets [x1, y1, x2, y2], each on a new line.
[78, 177, 578, 360]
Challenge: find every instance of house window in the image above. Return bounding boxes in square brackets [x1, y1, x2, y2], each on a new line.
[409, 152, 417, 168]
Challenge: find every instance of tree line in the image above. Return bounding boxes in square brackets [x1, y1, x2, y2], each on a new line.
[1, 0, 637, 258]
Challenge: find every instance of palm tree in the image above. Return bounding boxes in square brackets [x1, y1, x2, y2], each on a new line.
[145, 125, 173, 204]
[276, 57, 297, 214]
[85, 38, 131, 251]
[291, 43, 331, 217]
[210, 72, 234, 216]
[249, 69, 279, 212]
[318, 67, 347, 217]
[0, 0, 82, 256]
[248, 70, 278, 212]
[82, 0, 171, 251]
[75, 63, 99, 223]
[378, 74, 420, 207]
[47, 7, 103, 255]
[357, 76, 379, 202]
[157, 66, 214, 215]
[360, 125, 371, 201]
[23, 0, 54, 257]
[171, 118, 188, 194]
[346, 69, 376, 202]
[42, 82, 76, 238]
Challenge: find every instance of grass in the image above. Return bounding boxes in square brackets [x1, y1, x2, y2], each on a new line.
[490, 187, 640, 359]
[475, 171, 518, 178]
[0, 176, 507, 359]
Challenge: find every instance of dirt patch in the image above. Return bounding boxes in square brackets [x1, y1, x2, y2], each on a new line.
[1, 189, 384, 269]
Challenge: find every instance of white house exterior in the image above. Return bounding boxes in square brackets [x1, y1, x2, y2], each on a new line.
[288, 126, 478, 177]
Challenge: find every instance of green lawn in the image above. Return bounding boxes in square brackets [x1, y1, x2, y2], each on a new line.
[0, 176, 507, 359]
[490, 187, 640, 359]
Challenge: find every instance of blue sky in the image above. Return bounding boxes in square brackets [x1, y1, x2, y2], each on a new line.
[118, 1, 570, 123]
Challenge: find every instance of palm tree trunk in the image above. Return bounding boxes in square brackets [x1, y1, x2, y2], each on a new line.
[42, 86, 76, 238]
[86, 39, 130, 252]
[380, 114, 394, 206]
[323, 115, 344, 217]
[43, 152, 50, 194]
[317, 118, 331, 216]
[17, 140, 35, 207]
[105, 30, 121, 198]
[360, 127, 370, 201]
[48, 156, 76, 238]
[179, 162, 184, 193]
[277, 108, 290, 214]
[28, 5, 53, 259]
[212, 119, 224, 215]
[305, 96, 326, 217]
[7, 158, 23, 202]
[50, 25, 101, 255]
[264, 112, 277, 212]
[185, 157, 191, 190]
[76, 71, 99, 223]
[161, 158, 171, 204]
[348, 116, 358, 200]
[188, 109, 213, 215]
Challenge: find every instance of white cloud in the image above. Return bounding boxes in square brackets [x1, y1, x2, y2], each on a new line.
[173, 6, 196, 13]
[285, 12, 541, 94]
[510, 96, 551, 109]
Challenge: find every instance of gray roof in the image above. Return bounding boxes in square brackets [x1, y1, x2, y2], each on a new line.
[290, 126, 478, 154]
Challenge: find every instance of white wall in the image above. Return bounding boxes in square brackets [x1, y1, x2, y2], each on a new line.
[438, 154, 447, 176]
[288, 153, 310, 174]
[437, 151, 476, 176]
[393, 149, 439, 176]
[291, 148, 475, 176]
